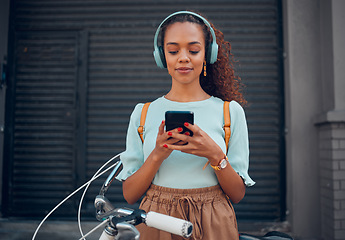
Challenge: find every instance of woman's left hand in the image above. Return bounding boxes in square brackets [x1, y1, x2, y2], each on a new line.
[165, 123, 224, 165]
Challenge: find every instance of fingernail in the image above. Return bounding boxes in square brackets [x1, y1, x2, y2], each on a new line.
[184, 122, 189, 127]
[185, 131, 190, 136]
[168, 132, 172, 136]
[177, 127, 183, 132]
[163, 144, 168, 148]
[162, 120, 165, 124]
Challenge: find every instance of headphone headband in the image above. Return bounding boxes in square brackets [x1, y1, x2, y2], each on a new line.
[153, 11, 219, 69]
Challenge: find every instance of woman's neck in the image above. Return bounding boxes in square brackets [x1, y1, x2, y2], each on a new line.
[165, 82, 210, 102]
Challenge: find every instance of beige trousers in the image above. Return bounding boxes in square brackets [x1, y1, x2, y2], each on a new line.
[136, 184, 239, 240]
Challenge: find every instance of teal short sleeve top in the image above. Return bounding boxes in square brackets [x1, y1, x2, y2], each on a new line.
[116, 96, 255, 188]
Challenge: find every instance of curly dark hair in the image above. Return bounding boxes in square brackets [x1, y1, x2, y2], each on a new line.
[159, 11, 247, 106]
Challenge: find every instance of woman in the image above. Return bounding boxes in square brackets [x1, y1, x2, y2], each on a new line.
[116, 11, 255, 240]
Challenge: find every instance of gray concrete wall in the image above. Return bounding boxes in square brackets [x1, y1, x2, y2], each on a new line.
[0, 0, 10, 216]
[331, 1, 345, 113]
[283, 0, 322, 238]
[283, 0, 345, 239]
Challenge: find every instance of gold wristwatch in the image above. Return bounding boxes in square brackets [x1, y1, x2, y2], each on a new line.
[210, 156, 228, 171]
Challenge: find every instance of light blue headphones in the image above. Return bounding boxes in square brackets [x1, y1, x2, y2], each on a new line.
[153, 11, 219, 69]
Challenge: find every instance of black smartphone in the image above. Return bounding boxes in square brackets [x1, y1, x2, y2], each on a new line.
[165, 111, 194, 136]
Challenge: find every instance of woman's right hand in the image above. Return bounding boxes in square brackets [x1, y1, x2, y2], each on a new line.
[153, 120, 187, 162]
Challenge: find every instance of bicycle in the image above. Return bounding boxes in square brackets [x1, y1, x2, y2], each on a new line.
[32, 154, 293, 240]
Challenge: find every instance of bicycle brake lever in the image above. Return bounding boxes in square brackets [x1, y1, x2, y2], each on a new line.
[95, 195, 115, 220]
[95, 196, 136, 221]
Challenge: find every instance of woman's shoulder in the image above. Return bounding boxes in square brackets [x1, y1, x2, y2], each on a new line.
[130, 96, 164, 117]
[211, 97, 244, 111]
[229, 100, 244, 112]
[211, 98, 246, 121]
[131, 103, 145, 115]
[228, 100, 247, 125]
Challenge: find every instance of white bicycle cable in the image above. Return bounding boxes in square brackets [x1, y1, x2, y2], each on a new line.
[32, 153, 121, 240]
[77, 153, 121, 239]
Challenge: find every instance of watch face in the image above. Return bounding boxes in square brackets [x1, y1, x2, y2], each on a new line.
[220, 159, 227, 169]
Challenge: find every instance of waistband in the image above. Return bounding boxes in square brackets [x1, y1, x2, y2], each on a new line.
[145, 184, 226, 205]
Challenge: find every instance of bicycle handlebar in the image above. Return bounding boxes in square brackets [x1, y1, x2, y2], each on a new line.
[100, 207, 193, 239]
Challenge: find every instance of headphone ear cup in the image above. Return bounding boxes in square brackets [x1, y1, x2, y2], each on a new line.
[208, 43, 219, 64]
[154, 46, 167, 69]
[159, 46, 167, 68]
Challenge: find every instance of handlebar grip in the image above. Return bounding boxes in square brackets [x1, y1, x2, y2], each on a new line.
[145, 211, 193, 238]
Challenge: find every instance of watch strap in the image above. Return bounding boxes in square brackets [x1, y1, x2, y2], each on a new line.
[210, 156, 228, 171]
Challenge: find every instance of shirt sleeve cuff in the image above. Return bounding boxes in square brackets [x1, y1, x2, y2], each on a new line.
[237, 172, 256, 187]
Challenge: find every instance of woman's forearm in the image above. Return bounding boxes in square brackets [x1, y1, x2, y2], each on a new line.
[215, 165, 246, 203]
[122, 149, 165, 204]
[208, 153, 246, 204]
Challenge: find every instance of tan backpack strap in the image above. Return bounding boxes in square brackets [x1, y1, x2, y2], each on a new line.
[138, 102, 151, 143]
[223, 101, 231, 152]
[203, 101, 231, 170]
